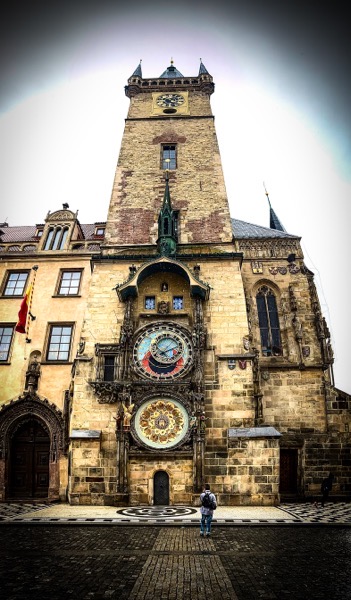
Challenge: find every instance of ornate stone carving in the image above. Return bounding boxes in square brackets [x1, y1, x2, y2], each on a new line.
[0, 394, 66, 459]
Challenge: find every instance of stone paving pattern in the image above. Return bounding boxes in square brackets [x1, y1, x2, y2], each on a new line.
[1, 501, 351, 524]
[1, 524, 351, 599]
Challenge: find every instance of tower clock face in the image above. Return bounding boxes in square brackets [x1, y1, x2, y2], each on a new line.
[156, 93, 185, 108]
[132, 323, 193, 380]
[134, 397, 189, 449]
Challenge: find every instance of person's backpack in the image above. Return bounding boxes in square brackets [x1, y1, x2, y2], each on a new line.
[202, 492, 216, 510]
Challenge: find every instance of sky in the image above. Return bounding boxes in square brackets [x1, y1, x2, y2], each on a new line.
[0, 1, 350, 393]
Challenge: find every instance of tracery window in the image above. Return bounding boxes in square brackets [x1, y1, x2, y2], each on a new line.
[256, 286, 282, 356]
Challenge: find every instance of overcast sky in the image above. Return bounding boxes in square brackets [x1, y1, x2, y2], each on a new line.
[0, 1, 350, 393]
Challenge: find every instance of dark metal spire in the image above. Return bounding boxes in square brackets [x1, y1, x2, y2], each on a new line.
[264, 184, 286, 232]
[131, 60, 142, 78]
[198, 58, 210, 75]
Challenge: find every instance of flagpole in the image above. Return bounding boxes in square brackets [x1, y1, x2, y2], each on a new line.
[25, 266, 38, 343]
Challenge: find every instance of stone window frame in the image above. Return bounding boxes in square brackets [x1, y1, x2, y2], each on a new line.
[1, 270, 30, 297]
[173, 296, 184, 310]
[43, 226, 70, 251]
[161, 144, 177, 170]
[145, 296, 156, 310]
[45, 322, 74, 363]
[0, 323, 15, 362]
[255, 284, 282, 357]
[55, 269, 83, 297]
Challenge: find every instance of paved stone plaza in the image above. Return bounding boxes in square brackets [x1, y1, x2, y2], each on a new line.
[1, 503, 351, 599]
[1, 522, 351, 599]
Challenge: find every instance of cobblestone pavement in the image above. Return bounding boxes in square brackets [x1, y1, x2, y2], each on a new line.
[0, 501, 350, 524]
[1, 525, 351, 599]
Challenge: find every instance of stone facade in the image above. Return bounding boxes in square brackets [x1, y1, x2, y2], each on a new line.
[0, 62, 350, 505]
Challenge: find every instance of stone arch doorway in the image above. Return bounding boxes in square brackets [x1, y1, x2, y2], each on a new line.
[0, 394, 66, 501]
[154, 470, 170, 505]
[9, 418, 50, 499]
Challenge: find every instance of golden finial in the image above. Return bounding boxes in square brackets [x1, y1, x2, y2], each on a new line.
[170, 57, 174, 65]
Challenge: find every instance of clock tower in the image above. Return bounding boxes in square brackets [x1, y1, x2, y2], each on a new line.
[69, 61, 253, 507]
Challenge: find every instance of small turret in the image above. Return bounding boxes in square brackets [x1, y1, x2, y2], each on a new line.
[157, 173, 177, 256]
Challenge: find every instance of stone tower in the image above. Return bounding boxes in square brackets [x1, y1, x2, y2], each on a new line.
[69, 61, 258, 506]
[66, 61, 350, 507]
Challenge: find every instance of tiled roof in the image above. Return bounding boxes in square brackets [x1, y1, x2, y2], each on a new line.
[0, 223, 106, 243]
[0, 226, 37, 243]
[232, 218, 299, 239]
[159, 63, 184, 78]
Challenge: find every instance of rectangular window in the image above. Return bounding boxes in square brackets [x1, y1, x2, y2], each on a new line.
[145, 296, 156, 310]
[57, 270, 82, 296]
[173, 296, 184, 310]
[104, 355, 115, 381]
[161, 145, 177, 170]
[2, 271, 29, 297]
[46, 324, 73, 361]
[0, 325, 14, 361]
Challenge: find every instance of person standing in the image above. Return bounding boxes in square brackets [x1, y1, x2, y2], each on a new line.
[200, 484, 217, 537]
[321, 473, 334, 507]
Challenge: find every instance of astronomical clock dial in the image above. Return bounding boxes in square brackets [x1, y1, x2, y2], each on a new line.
[156, 93, 185, 108]
[132, 323, 193, 380]
[134, 397, 189, 449]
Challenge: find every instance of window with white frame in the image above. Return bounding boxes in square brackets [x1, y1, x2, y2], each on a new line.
[46, 324, 73, 361]
[2, 271, 29, 297]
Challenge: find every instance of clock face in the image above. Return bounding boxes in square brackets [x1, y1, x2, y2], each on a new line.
[134, 397, 189, 449]
[156, 93, 185, 108]
[133, 323, 193, 380]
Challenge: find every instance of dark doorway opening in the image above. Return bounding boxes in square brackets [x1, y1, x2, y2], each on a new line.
[154, 470, 170, 505]
[280, 448, 298, 496]
[9, 419, 50, 499]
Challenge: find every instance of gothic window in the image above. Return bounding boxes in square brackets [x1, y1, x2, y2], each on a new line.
[145, 296, 156, 310]
[2, 271, 29, 296]
[256, 286, 282, 356]
[57, 270, 82, 296]
[0, 324, 14, 361]
[173, 296, 184, 310]
[161, 145, 177, 170]
[44, 227, 69, 250]
[46, 324, 73, 361]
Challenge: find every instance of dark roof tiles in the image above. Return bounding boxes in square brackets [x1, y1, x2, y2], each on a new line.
[232, 218, 298, 239]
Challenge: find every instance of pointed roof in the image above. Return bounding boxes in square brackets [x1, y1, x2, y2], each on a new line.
[198, 59, 210, 75]
[269, 206, 286, 232]
[160, 60, 184, 79]
[162, 174, 172, 210]
[131, 61, 142, 78]
[264, 186, 286, 232]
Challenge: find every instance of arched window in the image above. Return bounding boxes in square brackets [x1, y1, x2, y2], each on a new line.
[256, 286, 282, 356]
[44, 227, 69, 250]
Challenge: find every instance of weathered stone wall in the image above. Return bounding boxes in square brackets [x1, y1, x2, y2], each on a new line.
[105, 91, 232, 246]
[128, 456, 193, 505]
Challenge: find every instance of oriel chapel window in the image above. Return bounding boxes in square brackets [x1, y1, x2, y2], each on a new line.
[256, 286, 282, 356]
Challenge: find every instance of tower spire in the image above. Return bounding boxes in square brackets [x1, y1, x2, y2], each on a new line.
[264, 183, 286, 232]
[157, 172, 177, 256]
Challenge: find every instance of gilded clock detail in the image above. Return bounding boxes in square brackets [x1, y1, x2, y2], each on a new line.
[132, 323, 193, 380]
[134, 398, 189, 449]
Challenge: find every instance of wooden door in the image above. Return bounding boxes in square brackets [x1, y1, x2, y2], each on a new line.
[154, 470, 169, 505]
[279, 448, 298, 494]
[10, 420, 50, 499]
